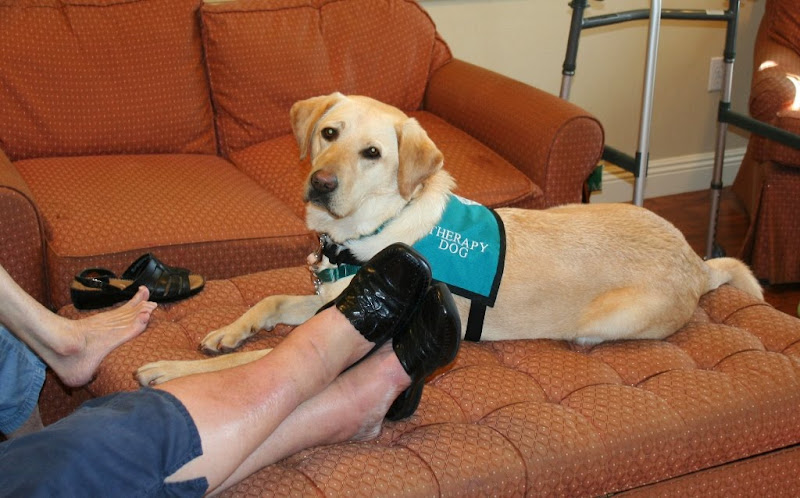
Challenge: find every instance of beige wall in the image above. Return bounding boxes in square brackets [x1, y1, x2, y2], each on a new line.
[419, 0, 765, 199]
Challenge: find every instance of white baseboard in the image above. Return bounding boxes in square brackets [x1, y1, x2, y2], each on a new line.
[589, 147, 747, 203]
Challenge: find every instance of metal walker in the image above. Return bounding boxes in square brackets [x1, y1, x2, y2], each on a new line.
[561, 0, 800, 259]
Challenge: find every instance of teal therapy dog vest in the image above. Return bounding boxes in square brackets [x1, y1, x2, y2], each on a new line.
[316, 194, 506, 340]
[413, 195, 505, 341]
[412, 194, 504, 303]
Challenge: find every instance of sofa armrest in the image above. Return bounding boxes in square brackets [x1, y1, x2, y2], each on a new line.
[749, 22, 800, 122]
[0, 149, 48, 305]
[423, 59, 604, 207]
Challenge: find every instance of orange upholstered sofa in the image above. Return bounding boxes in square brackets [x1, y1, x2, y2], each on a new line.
[5, 0, 800, 496]
[0, 0, 603, 309]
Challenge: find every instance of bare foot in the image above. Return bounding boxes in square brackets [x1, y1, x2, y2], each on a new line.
[327, 342, 412, 443]
[38, 287, 157, 387]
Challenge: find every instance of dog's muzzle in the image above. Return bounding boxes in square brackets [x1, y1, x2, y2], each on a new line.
[305, 170, 338, 209]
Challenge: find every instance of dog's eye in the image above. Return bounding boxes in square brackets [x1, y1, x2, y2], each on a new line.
[321, 127, 339, 141]
[361, 146, 381, 159]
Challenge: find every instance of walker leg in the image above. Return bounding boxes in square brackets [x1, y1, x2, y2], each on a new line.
[705, 0, 740, 259]
[561, 0, 589, 100]
[705, 60, 734, 259]
[632, 0, 662, 206]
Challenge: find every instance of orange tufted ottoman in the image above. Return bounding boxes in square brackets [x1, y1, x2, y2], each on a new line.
[47, 266, 800, 496]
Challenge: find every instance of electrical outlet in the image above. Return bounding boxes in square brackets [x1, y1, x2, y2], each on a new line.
[708, 56, 724, 92]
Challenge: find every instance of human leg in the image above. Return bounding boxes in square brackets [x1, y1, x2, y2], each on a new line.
[0, 313, 402, 498]
[159, 244, 433, 492]
[211, 282, 462, 494]
[212, 342, 410, 493]
[0, 245, 447, 497]
[0, 264, 156, 387]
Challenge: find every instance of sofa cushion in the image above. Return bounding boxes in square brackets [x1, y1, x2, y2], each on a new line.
[0, 0, 216, 161]
[230, 135, 310, 219]
[229, 111, 541, 220]
[14, 154, 315, 307]
[201, 0, 452, 156]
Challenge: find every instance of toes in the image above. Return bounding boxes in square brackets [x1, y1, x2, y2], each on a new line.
[200, 344, 222, 356]
[136, 361, 178, 386]
[200, 327, 249, 354]
[135, 364, 162, 386]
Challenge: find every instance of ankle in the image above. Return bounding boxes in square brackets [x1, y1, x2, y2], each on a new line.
[314, 307, 373, 364]
[22, 315, 84, 358]
[49, 320, 86, 357]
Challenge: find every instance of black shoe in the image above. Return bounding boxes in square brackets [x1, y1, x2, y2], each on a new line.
[328, 243, 432, 350]
[385, 282, 462, 421]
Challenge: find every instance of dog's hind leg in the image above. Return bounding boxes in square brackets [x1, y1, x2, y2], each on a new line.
[574, 287, 690, 345]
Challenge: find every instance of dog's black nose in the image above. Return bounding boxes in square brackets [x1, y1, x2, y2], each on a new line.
[311, 170, 338, 194]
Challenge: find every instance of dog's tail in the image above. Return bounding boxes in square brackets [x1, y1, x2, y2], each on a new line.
[704, 257, 763, 300]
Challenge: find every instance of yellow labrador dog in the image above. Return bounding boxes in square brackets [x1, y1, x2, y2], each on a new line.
[136, 92, 763, 386]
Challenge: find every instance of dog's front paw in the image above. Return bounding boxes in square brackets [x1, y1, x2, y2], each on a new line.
[136, 360, 193, 386]
[200, 324, 255, 354]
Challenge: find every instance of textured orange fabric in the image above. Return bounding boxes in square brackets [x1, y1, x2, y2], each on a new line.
[425, 59, 604, 208]
[749, 24, 798, 124]
[15, 154, 315, 307]
[738, 162, 800, 284]
[748, 8, 800, 167]
[0, 150, 46, 303]
[618, 445, 800, 497]
[201, 0, 452, 156]
[759, 109, 800, 166]
[733, 0, 800, 283]
[769, 0, 800, 54]
[412, 112, 541, 208]
[47, 271, 800, 496]
[748, 0, 800, 166]
[0, 0, 216, 161]
[230, 135, 312, 219]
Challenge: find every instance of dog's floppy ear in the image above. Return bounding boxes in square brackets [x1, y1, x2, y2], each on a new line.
[290, 92, 344, 159]
[396, 118, 443, 199]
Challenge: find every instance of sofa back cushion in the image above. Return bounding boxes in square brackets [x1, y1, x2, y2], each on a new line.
[201, 0, 452, 156]
[0, 0, 216, 161]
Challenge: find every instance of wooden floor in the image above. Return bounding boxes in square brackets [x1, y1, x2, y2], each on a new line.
[643, 187, 799, 317]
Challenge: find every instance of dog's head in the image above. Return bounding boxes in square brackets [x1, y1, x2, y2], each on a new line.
[291, 93, 444, 222]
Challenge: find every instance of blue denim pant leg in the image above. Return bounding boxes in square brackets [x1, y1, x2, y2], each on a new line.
[0, 324, 46, 434]
[0, 388, 209, 498]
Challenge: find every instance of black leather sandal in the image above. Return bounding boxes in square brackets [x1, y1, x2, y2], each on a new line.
[385, 282, 462, 421]
[69, 254, 205, 310]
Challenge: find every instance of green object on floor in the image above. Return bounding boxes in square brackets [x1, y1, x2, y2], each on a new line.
[587, 164, 603, 192]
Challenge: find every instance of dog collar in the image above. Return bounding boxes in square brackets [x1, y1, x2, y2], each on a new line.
[310, 234, 363, 294]
[310, 217, 392, 289]
[314, 263, 361, 283]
